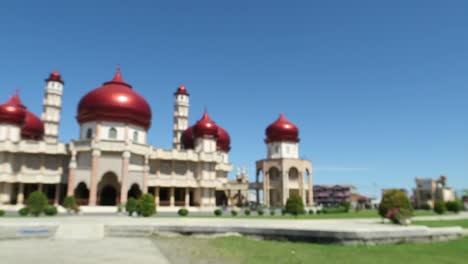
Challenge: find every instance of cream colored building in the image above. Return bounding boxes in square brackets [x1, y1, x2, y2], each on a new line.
[412, 175, 456, 209]
[0, 69, 247, 208]
[253, 114, 313, 207]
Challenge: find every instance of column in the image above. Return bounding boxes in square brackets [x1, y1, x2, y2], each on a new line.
[89, 149, 101, 206]
[120, 151, 130, 205]
[54, 184, 60, 205]
[38, 183, 43, 192]
[169, 187, 175, 207]
[154, 187, 159, 206]
[143, 156, 149, 194]
[300, 170, 306, 205]
[184, 187, 189, 207]
[199, 188, 204, 208]
[67, 159, 77, 196]
[263, 172, 269, 206]
[308, 171, 313, 206]
[282, 171, 289, 205]
[17, 183, 24, 205]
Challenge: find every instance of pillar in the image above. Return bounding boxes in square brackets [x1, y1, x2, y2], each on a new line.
[54, 184, 60, 205]
[38, 183, 43, 192]
[308, 171, 313, 206]
[300, 170, 306, 205]
[170, 187, 175, 207]
[185, 187, 189, 207]
[154, 187, 159, 206]
[143, 156, 149, 194]
[67, 160, 77, 196]
[120, 151, 130, 205]
[89, 149, 100, 206]
[17, 183, 24, 204]
[263, 172, 269, 206]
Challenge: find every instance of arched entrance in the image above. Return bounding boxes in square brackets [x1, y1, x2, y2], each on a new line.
[128, 183, 142, 199]
[98, 172, 120, 206]
[74, 182, 89, 205]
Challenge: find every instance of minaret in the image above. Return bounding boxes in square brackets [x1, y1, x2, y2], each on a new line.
[173, 85, 190, 149]
[41, 70, 64, 143]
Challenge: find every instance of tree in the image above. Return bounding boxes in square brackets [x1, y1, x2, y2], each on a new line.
[434, 200, 447, 215]
[138, 194, 156, 217]
[378, 190, 413, 219]
[284, 194, 305, 216]
[125, 197, 138, 216]
[26, 191, 48, 217]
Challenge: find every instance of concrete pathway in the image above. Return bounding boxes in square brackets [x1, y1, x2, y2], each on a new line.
[0, 238, 170, 264]
[55, 223, 104, 240]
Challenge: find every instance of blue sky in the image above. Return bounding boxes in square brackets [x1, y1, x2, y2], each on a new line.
[1, 0, 467, 197]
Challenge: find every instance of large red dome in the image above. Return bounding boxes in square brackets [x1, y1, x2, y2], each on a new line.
[0, 93, 27, 126]
[77, 68, 152, 129]
[216, 126, 231, 152]
[193, 111, 218, 138]
[265, 114, 299, 143]
[21, 110, 44, 140]
[181, 125, 195, 149]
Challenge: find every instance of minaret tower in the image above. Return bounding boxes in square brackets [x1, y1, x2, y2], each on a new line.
[41, 70, 64, 143]
[173, 85, 190, 149]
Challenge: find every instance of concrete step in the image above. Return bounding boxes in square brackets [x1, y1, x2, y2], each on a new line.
[54, 223, 104, 240]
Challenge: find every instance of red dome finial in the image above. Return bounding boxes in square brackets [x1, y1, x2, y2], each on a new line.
[0, 90, 27, 126]
[175, 84, 189, 95]
[112, 64, 125, 83]
[46, 69, 64, 84]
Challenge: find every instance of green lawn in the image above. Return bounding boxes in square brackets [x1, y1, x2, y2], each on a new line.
[155, 235, 468, 264]
[414, 219, 468, 228]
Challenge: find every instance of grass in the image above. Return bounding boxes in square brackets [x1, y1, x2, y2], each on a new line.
[414, 219, 468, 228]
[155, 235, 468, 264]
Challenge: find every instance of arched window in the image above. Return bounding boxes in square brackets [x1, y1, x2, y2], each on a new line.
[108, 127, 117, 139]
[133, 131, 138, 143]
[86, 128, 92, 139]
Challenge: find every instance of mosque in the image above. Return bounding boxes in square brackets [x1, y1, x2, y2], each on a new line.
[0, 68, 312, 208]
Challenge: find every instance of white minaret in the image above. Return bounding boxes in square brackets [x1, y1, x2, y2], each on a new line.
[172, 85, 190, 149]
[41, 70, 64, 143]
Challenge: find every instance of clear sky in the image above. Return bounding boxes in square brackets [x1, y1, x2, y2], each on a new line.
[0, 0, 467, 198]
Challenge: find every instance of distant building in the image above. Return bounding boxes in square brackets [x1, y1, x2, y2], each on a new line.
[313, 185, 355, 207]
[350, 193, 372, 209]
[412, 175, 456, 209]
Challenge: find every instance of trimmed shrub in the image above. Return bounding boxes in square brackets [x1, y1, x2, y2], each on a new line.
[178, 208, 189, 216]
[308, 209, 314, 215]
[434, 200, 446, 215]
[44, 205, 58, 216]
[19, 207, 29, 216]
[0, 209, 5, 216]
[281, 208, 286, 216]
[446, 200, 462, 213]
[341, 202, 351, 212]
[244, 209, 251, 216]
[138, 194, 156, 217]
[284, 194, 305, 216]
[214, 208, 222, 216]
[323, 206, 347, 214]
[26, 191, 48, 217]
[386, 207, 412, 225]
[378, 190, 413, 219]
[125, 197, 138, 216]
[257, 208, 264, 216]
[270, 209, 276, 216]
[231, 210, 238, 216]
[63, 196, 79, 213]
[421, 203, 432, 210]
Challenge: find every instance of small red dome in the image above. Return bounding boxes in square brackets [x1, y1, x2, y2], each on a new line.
[175, 85, 189, 95]
[265, 114, 299, 143]
[217, 126, 231, 152]
[21, 110, 44, 140]
[77, 68, 152, 129]
[181, 125, 195, 149]
[0, 93, 27, 126]
[46, 70, 64, 84]
[193, 111, 218, 138]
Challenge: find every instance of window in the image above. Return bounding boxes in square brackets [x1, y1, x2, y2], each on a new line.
[133, 131, 138, 142]
[86, 129, 92, 139]
[108, 127, 117, 139]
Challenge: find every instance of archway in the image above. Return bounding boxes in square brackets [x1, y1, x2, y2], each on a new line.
[98, 172, 120, 206]
[74, 182, 89, 205]
[289, 167, 299, 181]
[128, 183, 142, 199]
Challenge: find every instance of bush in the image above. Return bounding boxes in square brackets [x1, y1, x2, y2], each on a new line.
[270, 209, 276, 216]
[63, 196, 79, 213]
[281, 208, 286, 216]
[308, 209, 314, 215]
[125, 197, 138, 216]
[340, 201, 351, 212]
[446, 200, 462, 213]
[231, 210, 238, 216]
[421, 203, 432, 210]
[0, 209, 5, 216]
[257, 208, 264, 216]
[117, 203, 124, 213]
[323, 206, 347, 214]
[214, 208, 222, 216]
[244, 209, 251, 216]
[138, 194, 156, 217]
[18, 207, 29, 216]
[44, 205, 58, 216]
[284, 194, 305, 216]
[378, 190, 413, 219]
[386, 208, 412, 225]
[26, 191, 48, 217]
[434, 200, 447, 215]
[178, 208, 189, 216]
